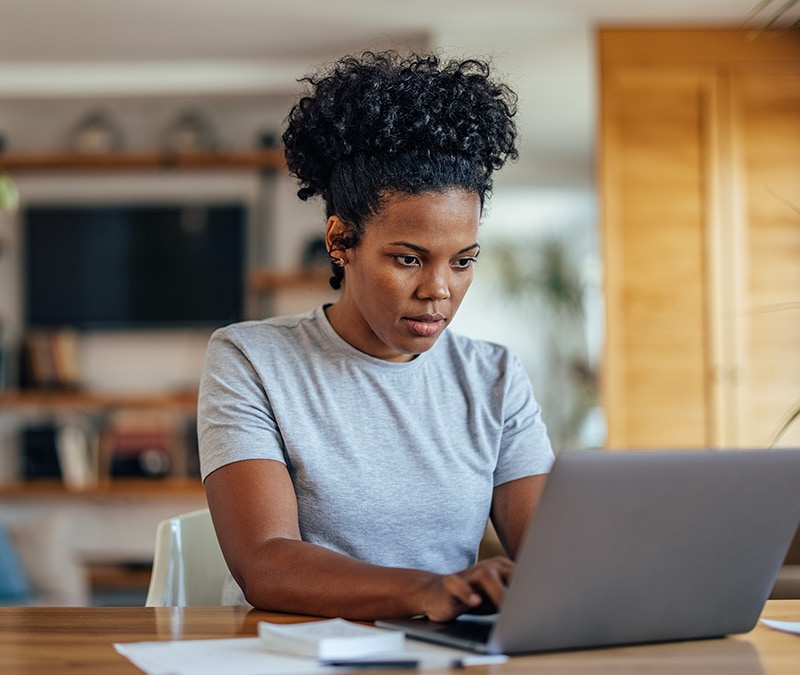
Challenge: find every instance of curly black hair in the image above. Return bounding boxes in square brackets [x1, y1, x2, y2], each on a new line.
[281, 50, 519, 289]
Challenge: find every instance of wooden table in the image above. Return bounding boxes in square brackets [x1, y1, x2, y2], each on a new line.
[0, 600, 798, 674]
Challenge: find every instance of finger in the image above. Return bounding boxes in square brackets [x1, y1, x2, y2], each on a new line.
[462, 562, 509, 608]
[483, 555, 515, 573]
[479, 557, 515, 586]
[442, 573, 483, 609]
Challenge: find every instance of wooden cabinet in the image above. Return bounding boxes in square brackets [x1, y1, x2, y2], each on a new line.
[598, 29, 800, 449]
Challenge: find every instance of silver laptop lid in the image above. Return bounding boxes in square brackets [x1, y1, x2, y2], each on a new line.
[489, 448, 800, 653]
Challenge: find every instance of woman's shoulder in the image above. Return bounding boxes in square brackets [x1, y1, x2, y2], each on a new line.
[207, 308, 332, 370]
[432, 332, 532, 403]
[437, 329, 519, 370]
[211, 307, 323, 343]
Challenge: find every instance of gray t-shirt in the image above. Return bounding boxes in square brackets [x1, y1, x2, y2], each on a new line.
[198, 305, 553, 576]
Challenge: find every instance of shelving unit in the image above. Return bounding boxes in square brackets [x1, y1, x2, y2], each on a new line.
[0, 136, 301, 603]
[0, 145, 333, 596]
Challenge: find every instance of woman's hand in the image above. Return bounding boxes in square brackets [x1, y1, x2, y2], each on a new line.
[420, 556, 515, 622]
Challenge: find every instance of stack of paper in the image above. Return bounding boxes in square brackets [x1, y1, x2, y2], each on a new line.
[258, 618, 405, 660]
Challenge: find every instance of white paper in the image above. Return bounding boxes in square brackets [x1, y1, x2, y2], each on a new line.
[760, 618, 800, 636]
[114, 636, 478, 675]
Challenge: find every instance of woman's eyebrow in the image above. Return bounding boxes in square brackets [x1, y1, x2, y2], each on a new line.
[389, 241, 480, 254]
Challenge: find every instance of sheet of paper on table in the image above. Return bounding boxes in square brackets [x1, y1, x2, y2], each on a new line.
[760, 619, 800, 636]
[114, 635, 501, 675]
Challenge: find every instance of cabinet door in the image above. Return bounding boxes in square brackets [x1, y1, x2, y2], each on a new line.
[601, 68, 715, 448]
[731, 70, 800, 448]
[600, 30, 800, 451]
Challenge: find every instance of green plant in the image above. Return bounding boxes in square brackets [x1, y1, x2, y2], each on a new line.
[0, 175, 19, 213]
[480, 235, 600, 452]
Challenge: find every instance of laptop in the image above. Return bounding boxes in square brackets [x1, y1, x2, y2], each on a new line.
[377, 448, 800, 654]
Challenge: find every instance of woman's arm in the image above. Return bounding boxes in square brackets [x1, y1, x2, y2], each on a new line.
[490, 474, 548, 560]
[205, 458, 513, 621]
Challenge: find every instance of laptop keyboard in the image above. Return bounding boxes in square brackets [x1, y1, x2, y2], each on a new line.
[428, 618, 493, 644]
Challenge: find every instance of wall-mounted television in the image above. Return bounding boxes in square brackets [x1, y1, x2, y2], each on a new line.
[24, 202, 247, 330]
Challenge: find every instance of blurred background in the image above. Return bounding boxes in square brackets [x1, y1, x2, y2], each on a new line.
[0, 1, 797, 605]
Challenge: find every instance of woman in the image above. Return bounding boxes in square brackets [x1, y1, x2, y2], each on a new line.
[198, 50, 553, 621]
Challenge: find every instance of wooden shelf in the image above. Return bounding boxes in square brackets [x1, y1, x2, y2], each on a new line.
[249, 267, 330, 292]
[88, 562, 153, 590]
[0, 148, 285, 172]
[0, 477, 203, 499]
[0, 389, 198, 412]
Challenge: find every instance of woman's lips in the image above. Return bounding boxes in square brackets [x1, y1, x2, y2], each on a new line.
[404, 314, 446, 337]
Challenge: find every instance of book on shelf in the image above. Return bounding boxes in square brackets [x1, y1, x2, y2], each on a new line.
[20, 420, 99, 490]
[21, 329, 80, 389]
[56, 422, 99, 491]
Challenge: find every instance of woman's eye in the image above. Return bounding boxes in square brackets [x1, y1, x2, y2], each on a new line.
[395, 255, 420, 267]
[453, 257, 477, 269]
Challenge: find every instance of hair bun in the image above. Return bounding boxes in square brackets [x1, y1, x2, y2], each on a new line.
[282, 50, 518, 206]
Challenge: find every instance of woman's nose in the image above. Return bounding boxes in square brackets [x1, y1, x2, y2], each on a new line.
[416, 267, 451, 300]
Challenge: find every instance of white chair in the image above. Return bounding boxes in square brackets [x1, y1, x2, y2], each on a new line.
[145, 508, 230, 607]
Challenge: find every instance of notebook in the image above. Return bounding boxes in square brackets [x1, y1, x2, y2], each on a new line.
[377, 448, 800, 654]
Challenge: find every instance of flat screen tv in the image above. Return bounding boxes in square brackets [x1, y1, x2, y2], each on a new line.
[24, 202, 247, 329]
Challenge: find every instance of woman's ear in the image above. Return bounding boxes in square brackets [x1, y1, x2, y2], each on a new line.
[325, 215, 349, 263]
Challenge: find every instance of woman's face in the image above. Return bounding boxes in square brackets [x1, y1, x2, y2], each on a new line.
[325, 188, 481, 362]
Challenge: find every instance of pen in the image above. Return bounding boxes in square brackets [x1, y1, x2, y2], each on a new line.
[322, 654, 509, 669]
[323, 659, 420, 668]
[451, 654, 509, 668]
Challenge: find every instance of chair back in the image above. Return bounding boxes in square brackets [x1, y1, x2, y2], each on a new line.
[145, 508, 229, 606]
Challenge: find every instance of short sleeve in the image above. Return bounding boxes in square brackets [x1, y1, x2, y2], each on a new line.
[197, 327, 287, 482]
[492, 351, 554, 486]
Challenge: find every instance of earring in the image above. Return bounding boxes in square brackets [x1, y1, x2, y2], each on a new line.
[329, 251, 345, 267]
